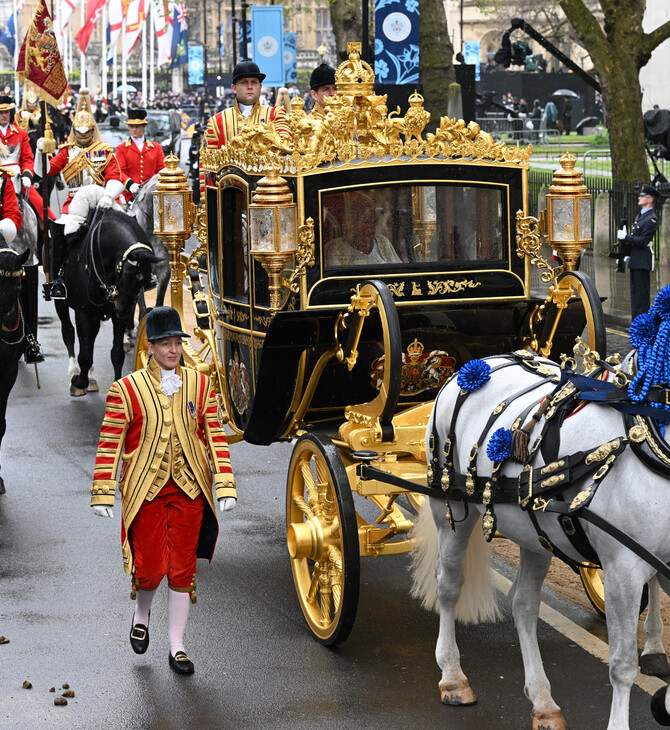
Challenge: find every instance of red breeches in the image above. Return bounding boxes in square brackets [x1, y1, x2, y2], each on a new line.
[129, 480, 205, 591]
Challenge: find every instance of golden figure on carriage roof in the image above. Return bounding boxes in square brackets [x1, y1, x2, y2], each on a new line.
[147, 42, 605, 646]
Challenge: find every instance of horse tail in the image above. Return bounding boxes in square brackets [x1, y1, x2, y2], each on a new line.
[410, 502, 500, 624]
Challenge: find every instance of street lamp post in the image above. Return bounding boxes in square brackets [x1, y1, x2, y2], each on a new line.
[241, 1, 249, 61]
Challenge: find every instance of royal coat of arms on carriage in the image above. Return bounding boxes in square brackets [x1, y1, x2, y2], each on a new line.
[371, 338, 455, 395]
[227, 351, 250, 414]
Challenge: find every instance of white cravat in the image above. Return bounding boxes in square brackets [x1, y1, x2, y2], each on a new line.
[238, 103, 253, 120]
[0, 124, 8, 136]
[160, 367, 182, 396]
[133, 137, 145, 152]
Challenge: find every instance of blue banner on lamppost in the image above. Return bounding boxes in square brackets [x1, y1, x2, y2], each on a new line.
[251, 6, 284, 87]
[284, 32, 297, 85]
[188, 45, 204, 85]
[464, 41, 481, 81]
[374, 0, 419, 85]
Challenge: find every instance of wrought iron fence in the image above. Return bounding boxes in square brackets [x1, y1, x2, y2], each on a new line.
[528, 169, 665, 258]
[476, 116, 560, 146]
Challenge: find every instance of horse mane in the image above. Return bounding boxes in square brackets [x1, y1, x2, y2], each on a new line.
[0, 247, 26, 273]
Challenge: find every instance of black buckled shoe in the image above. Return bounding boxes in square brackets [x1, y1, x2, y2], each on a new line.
[169, 651, 194, 674]
[130, 618, 149, 654]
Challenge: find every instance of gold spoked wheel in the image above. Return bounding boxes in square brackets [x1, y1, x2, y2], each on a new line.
[579, 564, 605, 617]
[286, 432, 360, 646]
[579, 564, 648, 618]
[133, 310, 150, 372]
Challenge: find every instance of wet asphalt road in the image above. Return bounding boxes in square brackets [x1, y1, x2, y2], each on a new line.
[0, 295, 663, 729]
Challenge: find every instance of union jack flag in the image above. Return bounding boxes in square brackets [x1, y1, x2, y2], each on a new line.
[175, 3, 187, 32]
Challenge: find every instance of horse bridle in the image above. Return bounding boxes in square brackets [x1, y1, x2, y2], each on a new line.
[0, 247, 25, 279]
[89, 219, 153, 303]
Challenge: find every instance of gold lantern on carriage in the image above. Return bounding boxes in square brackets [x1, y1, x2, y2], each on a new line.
[153, 154, 196, 312]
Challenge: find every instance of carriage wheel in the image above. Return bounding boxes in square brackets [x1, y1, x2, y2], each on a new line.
[133, 309, 150, 371]
[286, 432, 360, 646]
[579, 564, 648, 618]
[579, 565, 606, 617]
[557, 270, 607, 356]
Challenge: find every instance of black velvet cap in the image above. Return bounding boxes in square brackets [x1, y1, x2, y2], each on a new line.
[145, 306, 188, 342]
[232, 61, 266, 84]
[310, 63, 336, 90]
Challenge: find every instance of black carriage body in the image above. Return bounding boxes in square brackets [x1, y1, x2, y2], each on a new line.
[202, 158, 587, 446]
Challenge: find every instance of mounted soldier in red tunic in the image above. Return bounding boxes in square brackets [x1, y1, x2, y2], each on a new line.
[35, 88, 124, 299]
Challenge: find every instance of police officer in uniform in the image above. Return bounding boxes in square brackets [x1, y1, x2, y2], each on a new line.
[91, 306, 236, 674]
[309, 63, 337, 118]
[617, 183, 661, 319]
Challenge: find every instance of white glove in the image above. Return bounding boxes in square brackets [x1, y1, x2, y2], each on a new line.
[624, 256, 630, 263]
[129, 182, 140, 195]
[21, 175, 32, 189]
[97, 195, 114, 209]
[0, 219, 18, 243]
[219, 497, 236, 512]
[97, 178, 125, 208]
[36, 137, 45, 152]
[617, 226, 627, 240]
[93, 505, 114, 518]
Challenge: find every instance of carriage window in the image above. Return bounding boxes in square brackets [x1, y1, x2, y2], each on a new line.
[220, 184, 248, 301]
[321, 184, 505, 267]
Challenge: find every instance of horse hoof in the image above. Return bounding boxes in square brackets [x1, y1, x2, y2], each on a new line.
[651, 686, 670, 725]
[69, 385, 87, 397]
[641, 652, 670, 677]
[531, 708, 568, 730]
[87, 379, 99, 393]
[439, 680, 476, 706]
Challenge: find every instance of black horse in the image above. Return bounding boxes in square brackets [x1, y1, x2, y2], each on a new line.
[0, 247, 31, 494]
[54, 209, 159, 396]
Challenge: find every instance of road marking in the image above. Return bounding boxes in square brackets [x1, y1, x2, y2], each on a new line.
[606, 326, 629, 339]
[492, 570, 666, 696]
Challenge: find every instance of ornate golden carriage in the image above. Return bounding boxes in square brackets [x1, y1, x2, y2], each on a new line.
[142, 44, 606, 643]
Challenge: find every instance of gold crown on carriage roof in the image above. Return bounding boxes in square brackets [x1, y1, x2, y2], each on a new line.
[200, 42, 533, 175]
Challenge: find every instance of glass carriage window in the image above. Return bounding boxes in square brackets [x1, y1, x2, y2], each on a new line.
[220, 183, 249, 301]
[321, 184, 505, 268]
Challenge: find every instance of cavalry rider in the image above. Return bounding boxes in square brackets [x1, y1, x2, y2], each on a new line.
[0, 94, 50, 226]
[36, 88, 124, 300]
[115, 108, 165, 202]
[309, 63, 337, 118]
[16, 87, 41, 155]
[91, 306, 236, 675]
[204, 61, 291, 149]
[0, 165, 23, 244]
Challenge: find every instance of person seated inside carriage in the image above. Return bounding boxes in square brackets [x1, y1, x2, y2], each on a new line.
[322, 191, 401, 267]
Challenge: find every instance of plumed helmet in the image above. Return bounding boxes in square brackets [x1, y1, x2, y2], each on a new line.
[145, 306, 188, 342]
[73, 110, 93, 130]
[232, 60, 266, 84]
[310, 63, 336, 91]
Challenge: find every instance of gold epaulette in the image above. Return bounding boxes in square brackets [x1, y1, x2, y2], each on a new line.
[0, 166, 13, 177]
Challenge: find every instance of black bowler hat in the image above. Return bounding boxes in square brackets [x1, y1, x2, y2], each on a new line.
[232, 61, 266, 85]
[146, 306, 188, 342]
[310, 63, 336, 90]
[640, 183, 661, 200]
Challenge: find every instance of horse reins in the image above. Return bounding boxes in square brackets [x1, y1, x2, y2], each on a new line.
[87, 214, 153, 305]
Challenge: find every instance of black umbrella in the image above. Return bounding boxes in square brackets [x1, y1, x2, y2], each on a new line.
[576, 116, 601, 133]
[552, 88, 580, 99]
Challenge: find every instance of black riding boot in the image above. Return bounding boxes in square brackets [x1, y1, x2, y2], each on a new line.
[21, 265, 44, 363]
[43, 222, 67, 300]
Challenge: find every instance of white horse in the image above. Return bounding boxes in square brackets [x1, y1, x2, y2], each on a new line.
[411, 351, 670, 730]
